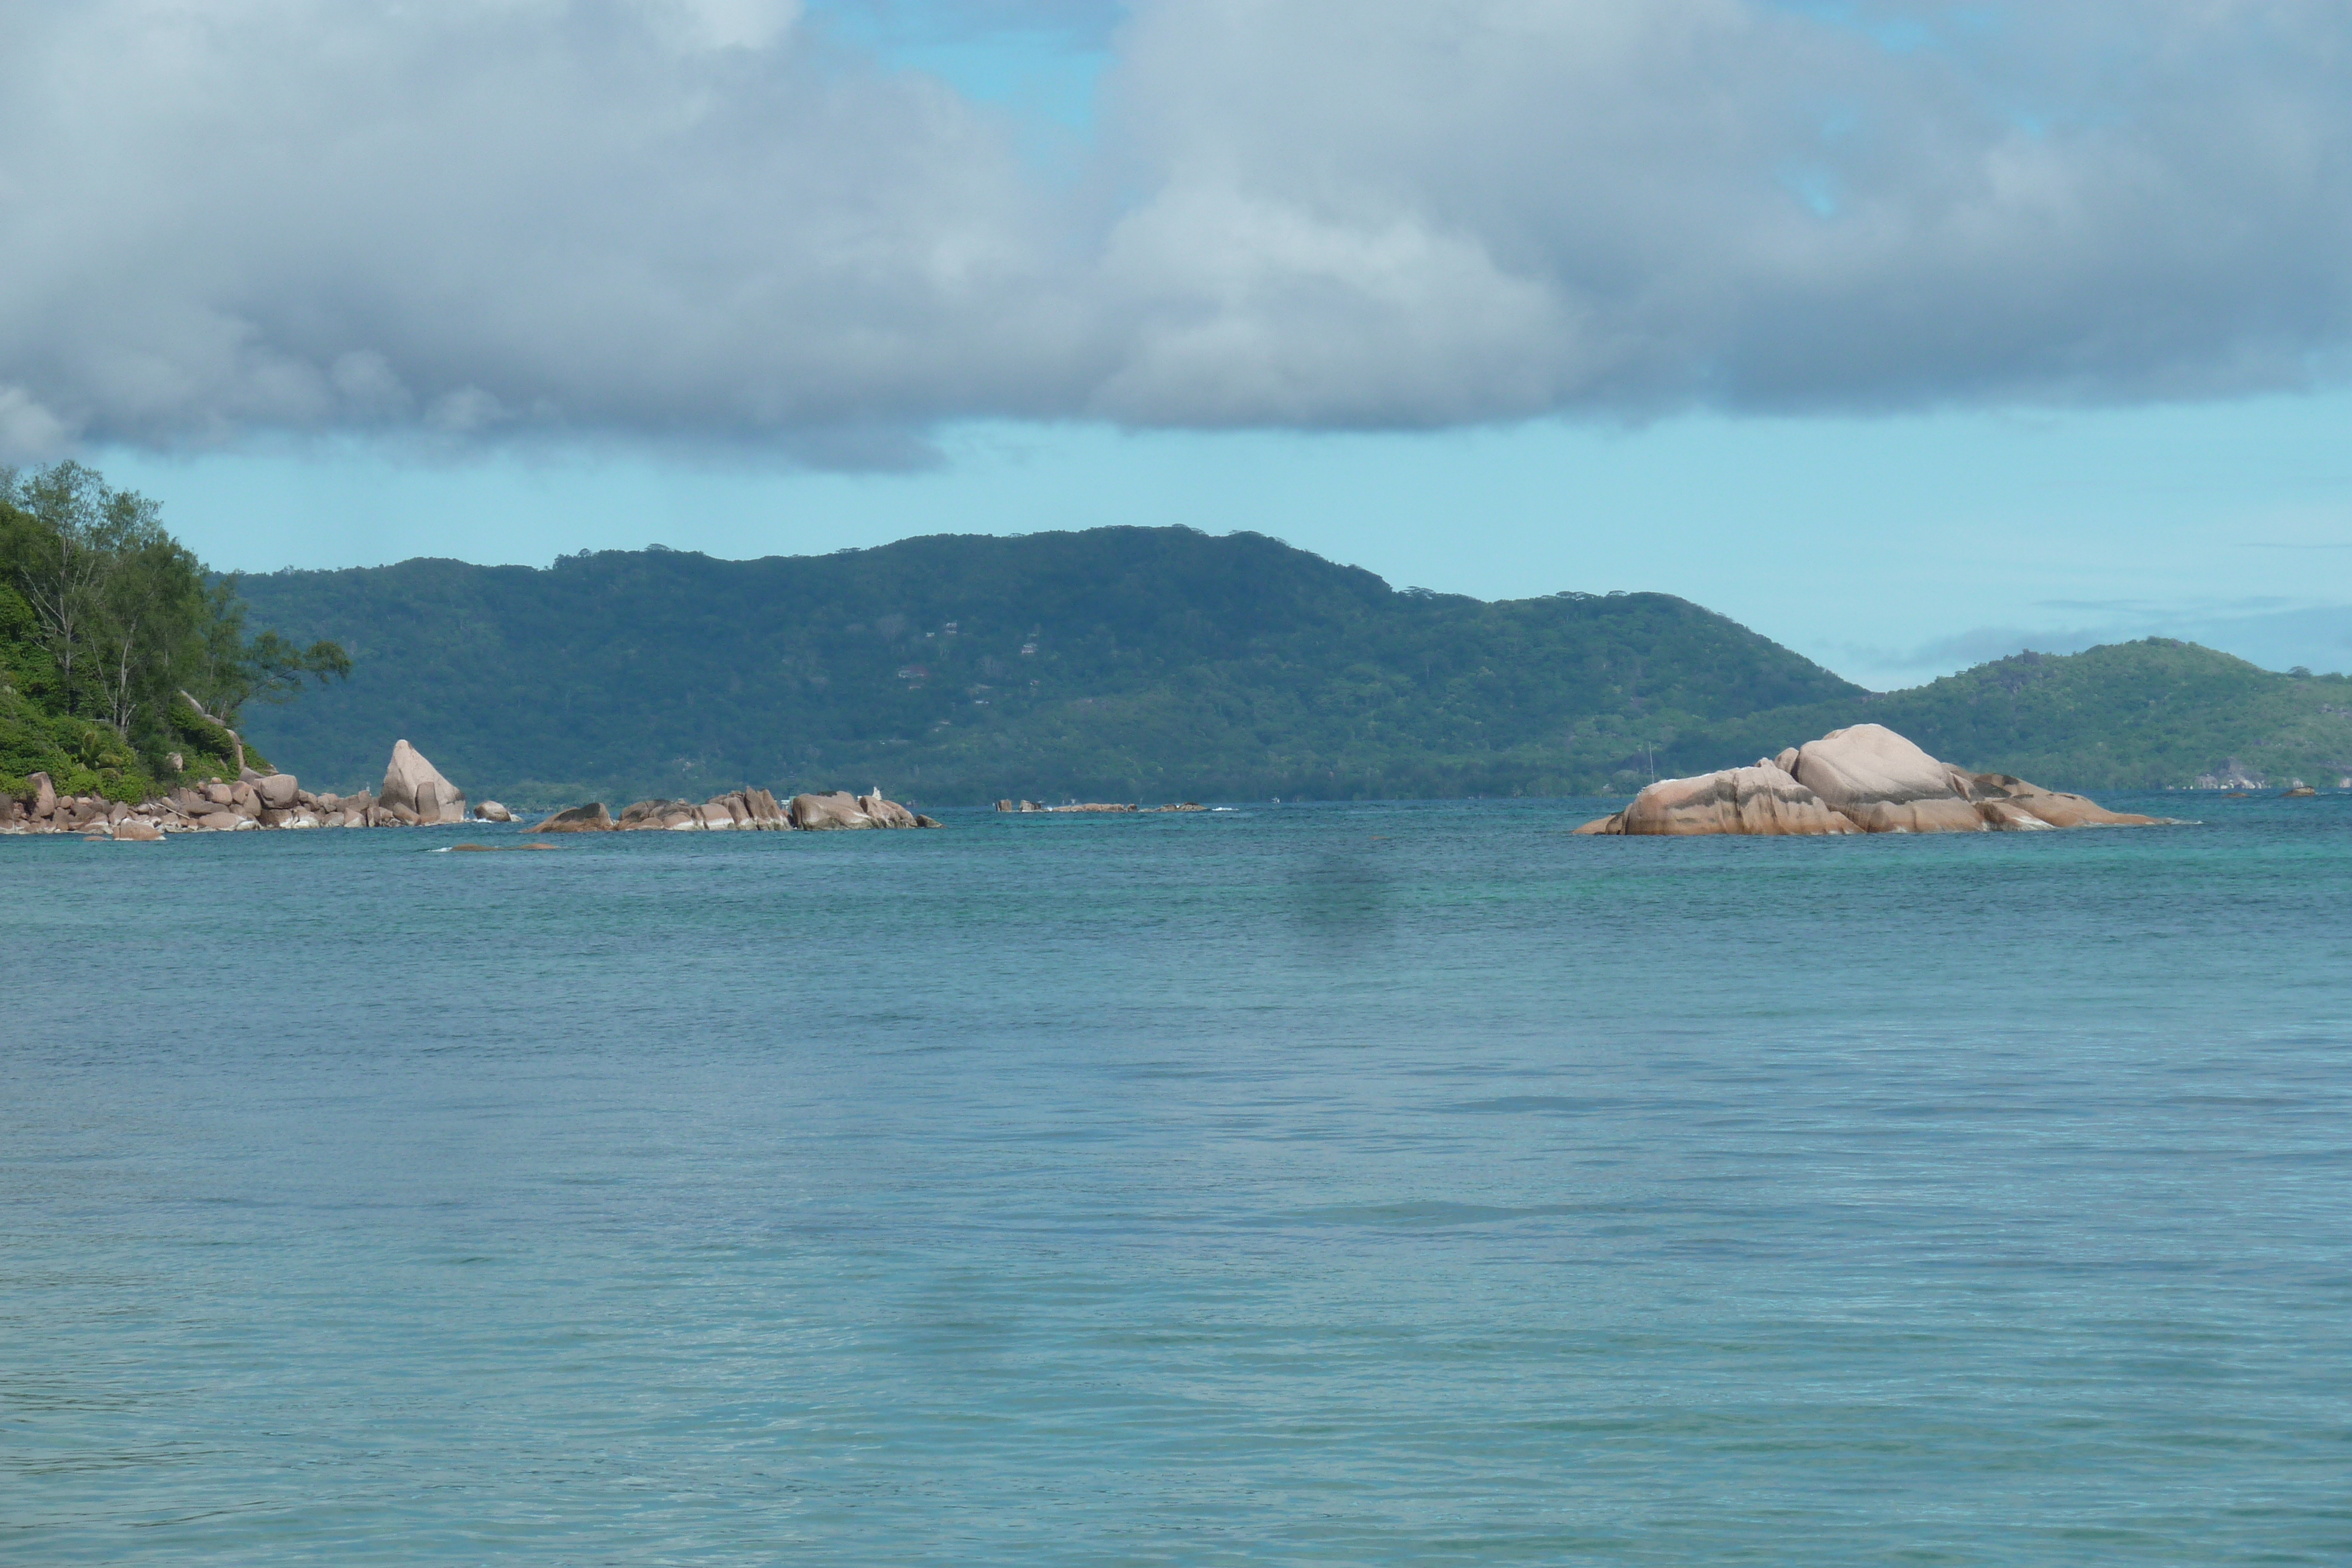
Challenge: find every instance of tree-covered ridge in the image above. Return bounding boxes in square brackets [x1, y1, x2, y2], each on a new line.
[1673, 640, 2352, 791]
[233, 527, 1863, 804]
[225, 528, 2352, 805]
[1, 463, 349, 801]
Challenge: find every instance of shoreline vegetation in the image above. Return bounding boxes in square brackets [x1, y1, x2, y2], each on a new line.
[2, 462, 348, 808]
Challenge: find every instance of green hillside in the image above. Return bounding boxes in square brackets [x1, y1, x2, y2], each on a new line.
[2, 463, 345, 803]
[1672, 640, 2352, 791]
[232, 529, 1862, 805]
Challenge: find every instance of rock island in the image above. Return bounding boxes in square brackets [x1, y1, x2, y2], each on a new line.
[1576, 723, 2163, 836]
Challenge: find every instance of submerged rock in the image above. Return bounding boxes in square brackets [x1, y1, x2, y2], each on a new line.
[475, 800, 514, 823]
[530, 803, 616, 833]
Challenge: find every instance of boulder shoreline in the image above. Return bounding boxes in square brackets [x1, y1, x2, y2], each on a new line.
[4, 741, 946, 840]
[3, 738, 472, 837]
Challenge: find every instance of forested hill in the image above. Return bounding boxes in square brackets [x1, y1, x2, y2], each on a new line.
[1673, 639, 2352, 793]
[233, 527, 1861, 805]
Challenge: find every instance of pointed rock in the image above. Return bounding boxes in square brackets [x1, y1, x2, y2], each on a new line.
[379, 740, 467, 824]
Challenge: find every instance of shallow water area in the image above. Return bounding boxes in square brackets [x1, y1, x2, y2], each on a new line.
[6, 795, 2351, 1564]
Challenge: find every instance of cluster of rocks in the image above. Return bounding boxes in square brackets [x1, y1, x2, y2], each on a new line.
[531, 788, 941, 833]
[4, 738, 486, 839]
[1576, 724, 2163, 837]
[995, 800, 1205, 813]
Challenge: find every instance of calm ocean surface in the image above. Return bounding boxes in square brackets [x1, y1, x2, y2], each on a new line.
[5, 797, 2350, 1564]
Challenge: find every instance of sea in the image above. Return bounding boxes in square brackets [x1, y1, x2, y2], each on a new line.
[5, 795, 2349, 1565]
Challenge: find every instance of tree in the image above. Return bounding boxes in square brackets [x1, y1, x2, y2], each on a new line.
[1, 460, 352, 792]
[4, 461, 130, 713]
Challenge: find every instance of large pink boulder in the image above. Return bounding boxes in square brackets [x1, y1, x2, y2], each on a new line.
[789, 790, 927, 829]
[857, 793, 919, 828]
[1575, 764, 1857, 836]
[790, 791, 874, 830]
[379, 740, 468, 824]
[1792, 724, 1985, 833]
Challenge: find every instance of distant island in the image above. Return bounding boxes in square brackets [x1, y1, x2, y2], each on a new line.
[9, 466, 2350, 815]
[233, 527, 2352, 805]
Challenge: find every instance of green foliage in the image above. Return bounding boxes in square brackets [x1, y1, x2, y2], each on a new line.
[233, 527, 1863, 804]
[0, 462, 328, 801]
[1669, 640, 2352, 790]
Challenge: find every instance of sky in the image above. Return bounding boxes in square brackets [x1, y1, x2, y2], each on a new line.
[9, 0, 2352, 688]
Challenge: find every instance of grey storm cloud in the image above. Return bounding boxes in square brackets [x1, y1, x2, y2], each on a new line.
[7, 0, 2352, 461]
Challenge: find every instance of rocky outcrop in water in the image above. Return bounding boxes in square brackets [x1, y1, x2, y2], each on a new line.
[788, 790, 937, 830]
[8, 761, 944, 840]
[1576, 723, 2163, 837]
[530, 802, 617, 833]
[1597, 764, 1858, 837]
[523, 787, 931, 833]
[612, 788, 793, 830]
[380, 740, 467, 825]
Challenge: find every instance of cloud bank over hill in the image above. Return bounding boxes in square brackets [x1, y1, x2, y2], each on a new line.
[7, 0, 2352, 462]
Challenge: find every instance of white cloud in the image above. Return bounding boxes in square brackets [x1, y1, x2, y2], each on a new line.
[5, 0, 2352, 459]
[643, 0, 801, 53]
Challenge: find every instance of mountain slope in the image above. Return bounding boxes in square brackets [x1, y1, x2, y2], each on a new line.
[1672, 640, 2352, 791]
[233, 527, 1862, 804]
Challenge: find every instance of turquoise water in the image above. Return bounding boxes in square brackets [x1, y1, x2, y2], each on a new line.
[5, 798, 2350, 1564]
